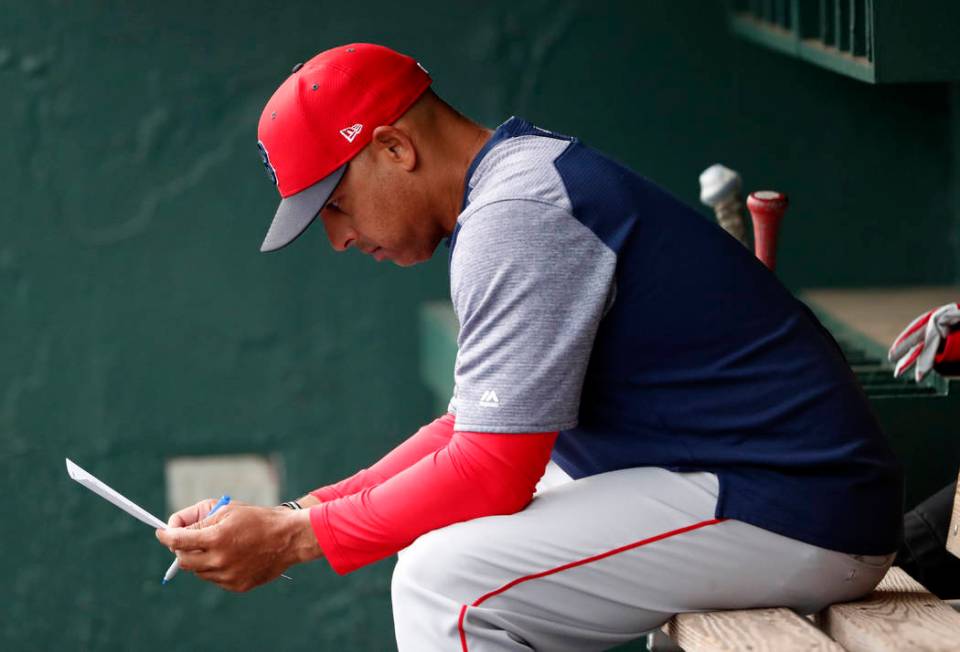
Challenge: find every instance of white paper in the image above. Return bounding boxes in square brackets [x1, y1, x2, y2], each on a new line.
[66, 458, 168, 530]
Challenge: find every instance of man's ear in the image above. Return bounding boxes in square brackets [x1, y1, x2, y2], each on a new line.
[370, 125, 417, 171]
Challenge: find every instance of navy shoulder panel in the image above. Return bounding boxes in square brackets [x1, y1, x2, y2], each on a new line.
[460, 117, 572, 212]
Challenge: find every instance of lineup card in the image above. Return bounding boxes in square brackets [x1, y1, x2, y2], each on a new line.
[66, 458, 168, 530]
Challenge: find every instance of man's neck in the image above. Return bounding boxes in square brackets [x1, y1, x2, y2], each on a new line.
[438, 120, 494, 235]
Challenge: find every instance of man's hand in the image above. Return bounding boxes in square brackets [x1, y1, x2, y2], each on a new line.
[167, 497, 234, 528]
[156, 503, 322, 592]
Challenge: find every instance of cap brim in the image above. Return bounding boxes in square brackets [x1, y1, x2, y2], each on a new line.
[260, 164, 347, 253]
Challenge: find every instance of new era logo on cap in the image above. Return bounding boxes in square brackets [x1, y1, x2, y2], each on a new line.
[339, 123, 363, 143]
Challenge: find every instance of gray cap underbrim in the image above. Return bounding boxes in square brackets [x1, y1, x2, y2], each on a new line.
[260, 164, 347, 253]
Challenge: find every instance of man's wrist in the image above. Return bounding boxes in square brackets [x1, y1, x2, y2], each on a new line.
[278, 507, 324, 564]
[296, 494, 323, 508]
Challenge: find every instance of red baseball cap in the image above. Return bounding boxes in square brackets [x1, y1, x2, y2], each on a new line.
[256, 43, 433, 252]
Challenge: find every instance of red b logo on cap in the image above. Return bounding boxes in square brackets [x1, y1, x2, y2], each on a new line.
[257, 141, 278, 187]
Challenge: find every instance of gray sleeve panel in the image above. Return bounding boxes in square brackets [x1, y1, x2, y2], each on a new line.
[449, 198, 616, 432]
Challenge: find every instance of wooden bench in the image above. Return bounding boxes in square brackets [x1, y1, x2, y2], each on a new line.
[654, 471, 960, 651]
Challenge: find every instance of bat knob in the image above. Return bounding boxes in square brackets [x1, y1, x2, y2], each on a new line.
[699, 164, 741, 207]
[746, 191, 789, 271]
[700, 164, 749, 248]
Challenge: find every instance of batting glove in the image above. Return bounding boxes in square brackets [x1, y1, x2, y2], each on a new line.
[887, 302, 960, 382]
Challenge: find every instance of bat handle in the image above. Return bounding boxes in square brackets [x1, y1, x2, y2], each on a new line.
[746, 191, 789, 271]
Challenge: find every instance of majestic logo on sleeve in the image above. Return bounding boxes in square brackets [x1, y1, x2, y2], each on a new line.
[479, 390, 500, 408]
[257, 140, 278, 186]
[339, 123, 363, 143]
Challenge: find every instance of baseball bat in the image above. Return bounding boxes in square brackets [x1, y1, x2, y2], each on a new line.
[746, 190, 789, 271]
[699, 164, 749, 249]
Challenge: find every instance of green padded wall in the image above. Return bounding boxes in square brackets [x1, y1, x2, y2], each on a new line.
[1, 1, 958, 650]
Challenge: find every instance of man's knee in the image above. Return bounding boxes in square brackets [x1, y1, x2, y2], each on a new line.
[392, 524, 478, 601]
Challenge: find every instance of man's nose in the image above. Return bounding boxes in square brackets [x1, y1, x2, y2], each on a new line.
[319, 212, 356, 252]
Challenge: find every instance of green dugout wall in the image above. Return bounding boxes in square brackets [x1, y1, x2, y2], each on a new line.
[1, 1, 957, 650]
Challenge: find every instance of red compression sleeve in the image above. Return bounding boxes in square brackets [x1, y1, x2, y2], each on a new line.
[310, 413, 456, 502]
[310, 429, 558, 574]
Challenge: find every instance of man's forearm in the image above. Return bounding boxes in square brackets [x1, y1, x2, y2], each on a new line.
[310, 429, 557, 574]
[307, 413, 456, 502]
[290, 414, 458, 533]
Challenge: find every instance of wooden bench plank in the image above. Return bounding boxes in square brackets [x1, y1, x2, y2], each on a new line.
[947, 470, 960, 560]
[818, 566, 960, 652]
[663, 607, 844, 651]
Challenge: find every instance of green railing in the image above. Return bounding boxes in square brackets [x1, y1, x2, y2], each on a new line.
[728, 0, 960, 83]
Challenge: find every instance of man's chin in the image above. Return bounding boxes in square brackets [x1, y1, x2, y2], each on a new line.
[392, 249, 435, 267]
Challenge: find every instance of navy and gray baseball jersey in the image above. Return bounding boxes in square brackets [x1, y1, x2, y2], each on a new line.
[446, 117, 903, 555]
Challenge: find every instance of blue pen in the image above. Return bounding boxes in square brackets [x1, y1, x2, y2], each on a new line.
[162, 495, 231, 585]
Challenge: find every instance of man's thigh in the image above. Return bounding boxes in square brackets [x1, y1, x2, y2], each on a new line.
[393, 466, 891, 652]
[534, 459, 574, 495]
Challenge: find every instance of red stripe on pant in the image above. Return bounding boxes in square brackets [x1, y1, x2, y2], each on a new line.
[458, 517, 727, 651]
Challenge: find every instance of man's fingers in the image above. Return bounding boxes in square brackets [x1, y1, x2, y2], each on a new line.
[195, 571, 252, 593]
[159, 503, 234, 550]
[175, 549, 221, 572]
[167, 498, 219, 528]
[156, 524, 216, 551]
[156, 508, 235, 554]
[188, 504, 232, 530]
[195, 569, 229, 582]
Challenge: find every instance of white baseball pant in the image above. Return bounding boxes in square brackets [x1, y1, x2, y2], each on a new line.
[391, 462, 895, 651]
